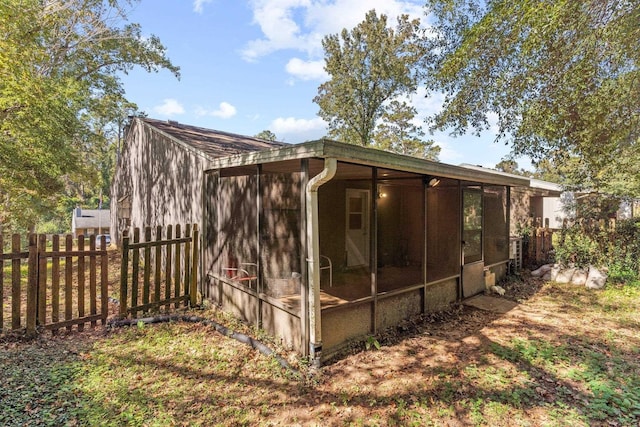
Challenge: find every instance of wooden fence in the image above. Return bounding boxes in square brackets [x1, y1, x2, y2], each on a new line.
[1, 234, 109, 335]
[119, 224, 198, 318]
[527, 227, 554, 266]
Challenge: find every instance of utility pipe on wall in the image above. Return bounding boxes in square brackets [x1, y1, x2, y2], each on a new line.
[306, 157, 337, 366]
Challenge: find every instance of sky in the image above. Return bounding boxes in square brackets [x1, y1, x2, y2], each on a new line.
[119, 0, 523, 168]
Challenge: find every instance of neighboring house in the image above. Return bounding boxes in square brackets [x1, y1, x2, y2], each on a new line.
[110, 118, 283, 246]
[617, 199, 640, 219]
[513, 178, 568, 230]
[112, 117, 532, 364]
[71, 207, 110, 237]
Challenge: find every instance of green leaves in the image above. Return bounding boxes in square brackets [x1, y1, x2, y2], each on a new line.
[314, 10, 426, 150]
[373, 100, 440, 160]
[426, 0, 640, 195]
[0, 0, 179, 230]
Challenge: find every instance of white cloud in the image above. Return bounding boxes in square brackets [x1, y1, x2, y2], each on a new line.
[212, 102, 237, 118]
[242, 0, 425, 63]
[196, 102, 237, 119]
[410, 88, 445, 118]
[153, 99, 185, 116]
[271, 116, 326, 133]
[270, 116, 327, 142]
[285, 58, 327, 81]
[193, 0, 213, 14]
[305, 0, 423, 36]
[432, 138, 463, 165]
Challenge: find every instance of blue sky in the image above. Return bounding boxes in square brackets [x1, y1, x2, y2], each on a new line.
[119, 0, 524, 168]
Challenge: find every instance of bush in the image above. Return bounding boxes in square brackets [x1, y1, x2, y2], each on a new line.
[554, 218, 640, 283]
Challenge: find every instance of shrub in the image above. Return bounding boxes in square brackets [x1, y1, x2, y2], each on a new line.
[554, 218, 640, 283]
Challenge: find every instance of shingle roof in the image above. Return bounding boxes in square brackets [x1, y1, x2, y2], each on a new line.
[141, 118, 285, 159]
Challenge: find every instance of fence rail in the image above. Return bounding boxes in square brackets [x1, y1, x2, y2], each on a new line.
[119, 224, 198, 318]
[1, 234, 109, 335]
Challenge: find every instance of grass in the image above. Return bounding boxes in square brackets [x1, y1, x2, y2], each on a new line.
[1, 278, 640, 426]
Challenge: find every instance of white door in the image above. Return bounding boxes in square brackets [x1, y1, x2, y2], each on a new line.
[345, 189, 370, 267]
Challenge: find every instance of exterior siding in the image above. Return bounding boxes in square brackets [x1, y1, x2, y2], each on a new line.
[110, 120, 208, 246]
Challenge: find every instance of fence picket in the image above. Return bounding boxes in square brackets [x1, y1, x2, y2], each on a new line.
[165, 225, 173, 307]
[26, 235, 37, 334]
[37, 234, 47, 326]
[100, 236, 108, 324]
[77, 235, 85, 332]
[185, 224, 192, 306]
[154, 225, 162, 304]
[119, 230, 130, 317]
[65, 235, 73, 331]
[143, 227, 152, 311]
[12, 235, 22, 329]
[52, 235, 60, 328]
[174, 224, 182, 310]
[89, 235, 97, 327]
[131, 228, 140, 318]
[190, 224, 199, 307]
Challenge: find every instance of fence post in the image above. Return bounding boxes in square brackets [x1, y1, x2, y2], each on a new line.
[26, 234, 37, 335]
[119, 229, 130, 317]
[190, 224, 199, 307]
[100, 235, 108, 324]
[184, 224, 192, 307]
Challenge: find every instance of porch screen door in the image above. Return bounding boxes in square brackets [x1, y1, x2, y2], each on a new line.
[462, 188, 485, 297]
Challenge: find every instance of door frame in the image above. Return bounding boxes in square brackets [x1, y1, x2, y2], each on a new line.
[461, 186, 485, 298]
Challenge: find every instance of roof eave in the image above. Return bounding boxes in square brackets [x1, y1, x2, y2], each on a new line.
[205, 139, 530, 187]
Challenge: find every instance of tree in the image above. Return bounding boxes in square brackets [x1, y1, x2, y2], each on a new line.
[494, 159, 522, 176]
[373, 100, 440, 160]
[425, 0, 640, 195]
[254, 130, 278, 141]
[0, 0, 179, 231]
[314, 10, 423, 147]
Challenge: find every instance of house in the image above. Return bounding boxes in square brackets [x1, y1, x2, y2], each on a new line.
[112, 117, 531, 365]
[110, 118, 283, 246]
[203, 139, 529, 364]
[72, 207, 110, 237]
